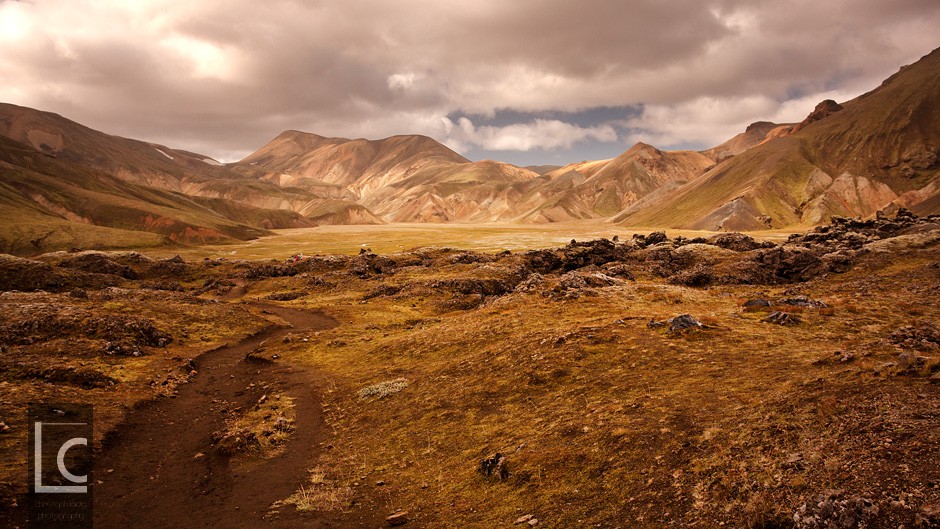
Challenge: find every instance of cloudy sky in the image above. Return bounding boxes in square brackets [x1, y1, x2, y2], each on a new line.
[1, 0, 938, 166]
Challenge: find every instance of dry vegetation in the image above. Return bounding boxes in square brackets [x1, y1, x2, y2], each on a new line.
[1, 212, 938, 528]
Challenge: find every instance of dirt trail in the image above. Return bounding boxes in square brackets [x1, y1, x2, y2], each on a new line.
[94, 303, 384, 528]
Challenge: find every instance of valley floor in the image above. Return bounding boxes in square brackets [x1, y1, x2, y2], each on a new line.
[149, 221, 803, 260]
[0, 216, 938, 528]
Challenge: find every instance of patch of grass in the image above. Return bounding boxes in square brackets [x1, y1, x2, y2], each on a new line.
[357, 378, 408, 399]
[276, 467, 352, 512]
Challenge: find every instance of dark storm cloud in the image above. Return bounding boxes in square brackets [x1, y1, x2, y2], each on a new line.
[0, 0, 937, 163]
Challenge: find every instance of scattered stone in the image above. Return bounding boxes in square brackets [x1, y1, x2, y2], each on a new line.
[479, 452, 509, 481]
[69, 288, 88, 299]
[514, 273, 546, 293]
[916, 503, 940, 528]
[386, 511, 409, 526]
[897, 352, 927, 372]
[0, 421, 9, 433]
[891, 322, 940, 352]
[763, 311, 802, 325]
[668, 314, 702, 333]
[514, 514, 534, 525]
[558, 271, 620, 290]
[743, 299, 772, 310]
[778, 296, 828, 308]
[528, 519, 539, 527]
[601, 263, 635, 280]
[793, 490, 877, 529]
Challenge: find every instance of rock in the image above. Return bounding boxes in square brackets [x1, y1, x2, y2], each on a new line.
[386, 511, 409, 526]
[743, 299, 772, 310]
[0, 254, 63, 292]
[558, 271, 620, 290]
[792, 99, 844, 133]
[891, 322, 940, 352]
[897, 352, 926, 372]
[601, 263, 635, 280]
[763, 311, 801, 325]
[751, 247, 826, 283]
[479, 452, 509, 481]
[778, 296, 828, 308]
[514, 273, 545, 293]
[514, 514, 534, 524]
[69, 288, 88, 299]
[668, 264, 714, 287]
[645, 231, 668, 246]
[527, 238, 630, 272]
[528, 519, 539, 526]
[0, 421, 9, 433]
[793, 490, 877, 529]
[707, 233, 772, 252]
[668, 314, 702, 333]
[58, 253, 138, 279]
[915, 503, 940, 528]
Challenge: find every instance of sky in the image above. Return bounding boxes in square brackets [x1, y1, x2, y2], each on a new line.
[1, 0, 939, 166]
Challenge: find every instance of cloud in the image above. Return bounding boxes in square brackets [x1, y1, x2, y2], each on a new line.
[441, 116, 618, 153]
[0, 0, 937, 162]
[622, 87, 864, 149]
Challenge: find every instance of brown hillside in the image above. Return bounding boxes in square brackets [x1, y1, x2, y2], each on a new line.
[618, 47, 940, 230]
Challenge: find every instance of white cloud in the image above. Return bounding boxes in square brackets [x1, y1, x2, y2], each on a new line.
[441, 117, 618, 152]
[623, 86, 874, 149]
[0, 0, 937, 160]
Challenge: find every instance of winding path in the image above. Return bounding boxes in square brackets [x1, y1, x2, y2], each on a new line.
[94, 303, 382, 528]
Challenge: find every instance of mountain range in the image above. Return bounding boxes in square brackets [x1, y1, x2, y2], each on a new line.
[1, 47, 938, 254]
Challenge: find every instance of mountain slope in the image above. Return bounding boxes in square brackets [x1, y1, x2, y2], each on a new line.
[0, 103, 342, 221]
[618, 47, 940, 230]
[0, 135, 313, 255]
[234, 130, 542, 222]
[701, 121, 783, 163]
[518, 143, 714, 222]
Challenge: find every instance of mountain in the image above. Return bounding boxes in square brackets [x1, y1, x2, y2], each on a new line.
[0, 103, 347, 222]
[233, 130, 541, 222]
[617, 47, 940, 230]
[0, 135, 313, 255]
[701, 121, 783, 163]
[516, 143, 714, 222]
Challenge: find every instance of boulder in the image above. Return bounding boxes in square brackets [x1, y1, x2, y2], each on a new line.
[763, 311, 801, 325]
[668, 314, 703, 332]
[479, 452, 509, 481]
[743, 299, 772, 310]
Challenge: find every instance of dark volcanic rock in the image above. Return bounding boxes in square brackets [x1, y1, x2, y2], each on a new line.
[707, 233, 774, 252]
[645, 231, 668, 246]
[0, 254, 63, 291]
[793, 490, 877, 529]
[743, 299, 772, 310]
[480, 452, 509, 481]
[763, 311, 802, 325]
[778, 296, 828, 308]
[891, 322, 940, 352]
[668, 314, 703, 333]
[59, 253, 138, 279]
[792, 99, 844, 133]
[524, 239, 629, 273]
[752, 247, 825, 283]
